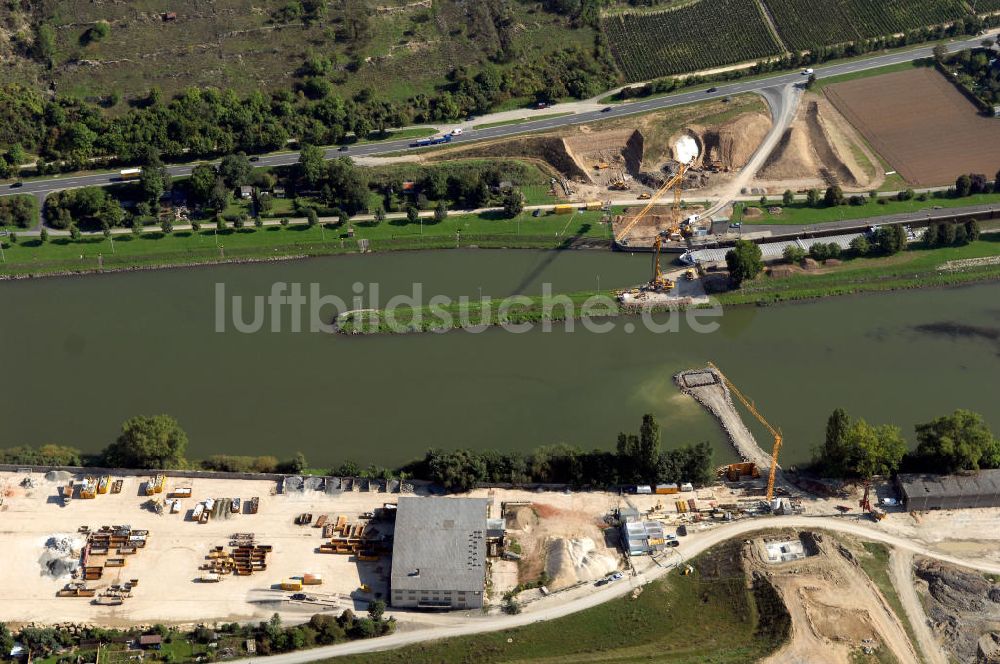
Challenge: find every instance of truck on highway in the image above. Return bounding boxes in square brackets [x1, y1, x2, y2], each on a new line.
[119, 168, 141, 181]
[410, 134, 453, 148]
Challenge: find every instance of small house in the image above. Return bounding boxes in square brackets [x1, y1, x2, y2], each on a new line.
[401, 181, 418, 196]
[138, 635, 163, 650]
[238, 185, 254, 200]
[273, 186, 286, 198]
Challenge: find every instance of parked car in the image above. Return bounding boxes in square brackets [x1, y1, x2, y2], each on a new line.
[610, 571, 623, 581]
[707, 87, 718, 93]
[601, 106, 612, 112]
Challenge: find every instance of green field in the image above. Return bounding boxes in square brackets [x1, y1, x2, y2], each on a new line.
[739, 192, 1000, 226]
[331, 541, 788, 664]
[0, 209, 611, 277]
[602, 0, 783, 81]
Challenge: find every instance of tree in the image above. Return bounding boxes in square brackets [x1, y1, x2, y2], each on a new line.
[782, 190, 794, 206]
[806, 188, 820, 207]
[805, 73, 817, 89]
[808, 242, 829, 261]
[280, 217, 289, 227]
[966, 218, 981, 242]
[932, 43, 948, 61]
[191, 220, 201, 232]
[298, 144, 325, 188]
[69, 224, 81, 241]
[161, 219, 173, 234]
[39, 227, 48, 243]
[8, 143, 25, 166]
[813, 410, 906, 479]
[209, 180, 231, 212]
[139, 163, 169, 205]
[405, 205, 419, 224]
[306, 207, 319, 227]
[373, 205, 386, 225]
[131, 218, 143, 236]
[0, 622, 14, 659]
[823, 185, 843, 207]
[100, 198, 125, 228]
[725, 239, 763, 287]
[912, 410, 999, 473]
[102, 414, 188, 469]
[849, 235, 870, 256]
[367, 600, 386, 623]
[782, 244, 805, 263]
[434, 200, 448, 223]
[189, 164, 219, 204]
[218, 154, 252, 189]
[954, 222, 968, 245]
[955, 173, 972, 198]
[502, 188, 524, 218]
[873, 225, 905, 255]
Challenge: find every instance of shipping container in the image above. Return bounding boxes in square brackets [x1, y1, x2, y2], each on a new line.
[584, 201, 602, 211]
[302, 573, 323, 585]
[281, 579, 303, 591]
[553, 204, 575, 215]
[655, 484, 679, 495]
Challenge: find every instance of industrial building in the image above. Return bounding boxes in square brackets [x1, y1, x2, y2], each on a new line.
[897, 470, 1000, 511]
[390, 497, 490, 610]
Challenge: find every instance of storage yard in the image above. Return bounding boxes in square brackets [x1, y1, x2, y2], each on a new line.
[0, 472, 414, 626]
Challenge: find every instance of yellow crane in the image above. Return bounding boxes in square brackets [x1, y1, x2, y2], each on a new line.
[614, 162, 688, 246]
[706, 361, 783, 501]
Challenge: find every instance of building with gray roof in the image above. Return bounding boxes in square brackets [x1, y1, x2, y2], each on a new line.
[897, 470, 1000, 511]
[390, 497, 489, 609]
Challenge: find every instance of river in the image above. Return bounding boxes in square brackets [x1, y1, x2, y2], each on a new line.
[2, 249, 998, 468]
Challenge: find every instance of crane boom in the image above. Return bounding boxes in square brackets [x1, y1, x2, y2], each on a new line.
[614, 163, 688, 245]
[707, 362, 783, 501]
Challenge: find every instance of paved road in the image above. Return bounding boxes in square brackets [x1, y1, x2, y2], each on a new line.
[1, 33, 993, 206]
[224, 514, 1000, 663]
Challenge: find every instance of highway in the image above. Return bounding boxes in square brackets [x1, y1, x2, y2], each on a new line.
[1, 33, 993, 206]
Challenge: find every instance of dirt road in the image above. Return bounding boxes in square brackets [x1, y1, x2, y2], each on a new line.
[224, 514, 1000, 663]
[891, 549, 948, 664]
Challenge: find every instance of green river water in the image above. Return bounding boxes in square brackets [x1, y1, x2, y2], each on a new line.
[2, 249, 998, 468]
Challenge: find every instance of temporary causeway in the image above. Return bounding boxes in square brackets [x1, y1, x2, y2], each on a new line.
[674, 367, 775, 472]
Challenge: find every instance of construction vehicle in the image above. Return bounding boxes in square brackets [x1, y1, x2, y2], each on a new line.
[614, 161, 690, 247]
[608, 168, 630, 191]
[97, 476, 110, 494]
[594, 162, 609, 170]
[649, 235, 675, 291]
[707, 362, 783, 502]
[637, 192, 651, 200]
[79, 478, 97, 499]
[860, 481, 886, 521]
[685, 268, 696, 281]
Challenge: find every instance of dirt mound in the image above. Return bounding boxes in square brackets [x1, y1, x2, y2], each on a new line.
[563, 129, 645, 185]
[916, 559, 991, 611]
[435, 136, 586, 180]
[544, 537, 617, 590]
[703, 113, 771, 170]
[804, 100, 857, 188]
[38, 533, 83, 579]
[45, 470, 72, 482]
[758, 125, 817, 181]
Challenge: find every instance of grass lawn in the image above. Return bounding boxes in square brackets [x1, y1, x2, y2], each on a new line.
[0, 210, 612, 277]
[856, 542, 924, 663]
[332, 541, 787, 664]
[740, 192, 1000, 225]
[472, 112, 574, 130]
[716, 235, 1000, 306]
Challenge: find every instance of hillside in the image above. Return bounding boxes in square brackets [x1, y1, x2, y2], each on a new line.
[0, 0, 608, 104]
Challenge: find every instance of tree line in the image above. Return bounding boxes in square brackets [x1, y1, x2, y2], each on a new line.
[812, 407, 998, 479]
[399, 414, 715, 492]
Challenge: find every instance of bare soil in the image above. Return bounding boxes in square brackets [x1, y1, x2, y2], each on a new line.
[825, 67, 1000, 187]
[750, 532, 920, 664]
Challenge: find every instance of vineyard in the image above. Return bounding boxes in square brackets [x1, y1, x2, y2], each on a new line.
[604, 0, 975, 81]
[765, 0, 971, 51]
[601, 0, 783, 81]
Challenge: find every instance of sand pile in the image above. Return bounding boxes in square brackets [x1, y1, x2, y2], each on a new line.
[673, 134, 699, 164]
[39, 534, 82, 578]
[544, 537, 617, 590]
[506, 506, 538, 532]
[282, 476, 304, 493]
[45, 471, 72, 483]
[303, 476, 325, 491]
